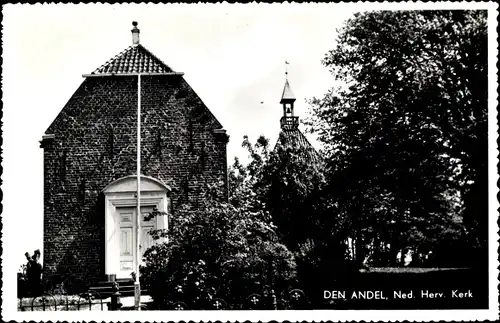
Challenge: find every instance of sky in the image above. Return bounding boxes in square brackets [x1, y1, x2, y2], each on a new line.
[2, 3, 357, 269]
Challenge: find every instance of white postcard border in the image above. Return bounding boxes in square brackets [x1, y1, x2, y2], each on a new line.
[2, 1, 498, 322]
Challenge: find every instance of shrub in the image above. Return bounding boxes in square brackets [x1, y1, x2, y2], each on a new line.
[19, 250, 43, 297]
[140, 185, 297, 309]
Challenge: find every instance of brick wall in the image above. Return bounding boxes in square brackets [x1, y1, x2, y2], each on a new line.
[41, 75, 228, 289]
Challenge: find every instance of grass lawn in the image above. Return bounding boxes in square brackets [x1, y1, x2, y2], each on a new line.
[360, 267, 467, 273]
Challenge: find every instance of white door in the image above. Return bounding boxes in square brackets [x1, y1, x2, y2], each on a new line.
[117, 206, 156, 278]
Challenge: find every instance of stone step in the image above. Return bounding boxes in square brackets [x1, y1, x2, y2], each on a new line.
[89, 280, 149, 298]
[94, 279, 135, 287]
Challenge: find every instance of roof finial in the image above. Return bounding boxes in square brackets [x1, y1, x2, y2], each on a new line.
[131, 21, 140, 46]
[280, 64, 296, 105]
[285, 60, 290, 80]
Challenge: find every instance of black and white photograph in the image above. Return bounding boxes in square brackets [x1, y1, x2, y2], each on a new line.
[1, 2, 498, 322]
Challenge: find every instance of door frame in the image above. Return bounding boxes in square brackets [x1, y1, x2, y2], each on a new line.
[102, 175, 170, 279]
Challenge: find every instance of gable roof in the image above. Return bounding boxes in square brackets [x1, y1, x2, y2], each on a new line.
[90, 44, 175, 75]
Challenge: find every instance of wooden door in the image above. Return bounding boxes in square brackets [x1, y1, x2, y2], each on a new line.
[118, 207, 135, 276]
[139, 206, 155, 263]
[117, 206, 156, 278]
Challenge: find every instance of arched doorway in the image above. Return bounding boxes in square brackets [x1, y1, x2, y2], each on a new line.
[102, 175, 170, 279]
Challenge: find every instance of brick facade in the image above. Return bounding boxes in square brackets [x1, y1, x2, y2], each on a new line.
[41, 75, 228, 289]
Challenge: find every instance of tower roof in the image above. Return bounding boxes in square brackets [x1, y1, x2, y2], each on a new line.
[90, 44, 175, 75]
[275, 71, 321, 164]
[86, 22, 180, 76]
[280, 79, 296, 104]
[275, 129, 321, 164]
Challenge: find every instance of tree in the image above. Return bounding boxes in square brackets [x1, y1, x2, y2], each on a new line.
[231, 135, 330, 250]
[140, 181, 297, 309]
[232, 135, 354, 303]
[308, 10, 487, 267]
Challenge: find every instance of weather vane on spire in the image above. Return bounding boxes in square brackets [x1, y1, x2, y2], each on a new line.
[285, 60, 290, 79]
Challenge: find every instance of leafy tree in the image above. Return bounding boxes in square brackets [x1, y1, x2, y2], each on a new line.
[140, 181, 297, 309]
[263, 133, 328, 249]
[231, 135, 330, 250]
[232, 135, 354, 303]
[307, 10, 487, 267]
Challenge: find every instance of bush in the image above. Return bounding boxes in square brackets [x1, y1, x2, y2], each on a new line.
[140, 185, 297, 309]
[19, 250, 43, 298]
[17, 265, 28, 298]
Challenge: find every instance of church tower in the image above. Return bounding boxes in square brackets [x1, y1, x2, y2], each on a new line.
[280, 73, 299, 130]
[274, 71, 320, 162]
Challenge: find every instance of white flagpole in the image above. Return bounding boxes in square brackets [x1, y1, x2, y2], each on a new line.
[134, 73, 142, 310]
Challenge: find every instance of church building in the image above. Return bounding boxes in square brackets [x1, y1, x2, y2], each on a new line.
[40, 22, 229, 290]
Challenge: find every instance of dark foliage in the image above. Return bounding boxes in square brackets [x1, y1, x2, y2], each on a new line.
[18, 250, 43, 297]
[307, 10, 488, 267]
[139, 181, 297, 309]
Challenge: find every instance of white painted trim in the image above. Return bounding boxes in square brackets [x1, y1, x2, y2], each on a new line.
[82, 72, 185, 77]
[102, 175, 171, 193]
[103, 175, 169, 279]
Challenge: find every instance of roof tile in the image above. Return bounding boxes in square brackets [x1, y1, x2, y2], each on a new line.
[276, 129, 322, 164]
[91, 44, 174, 75]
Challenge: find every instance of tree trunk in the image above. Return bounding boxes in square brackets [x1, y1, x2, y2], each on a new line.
[355, 236, 365, 266]
[389, 242, 400, 267]
[400, 248, 407, 266]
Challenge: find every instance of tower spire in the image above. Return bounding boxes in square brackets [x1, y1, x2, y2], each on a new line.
[279, 68, 298, 130]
